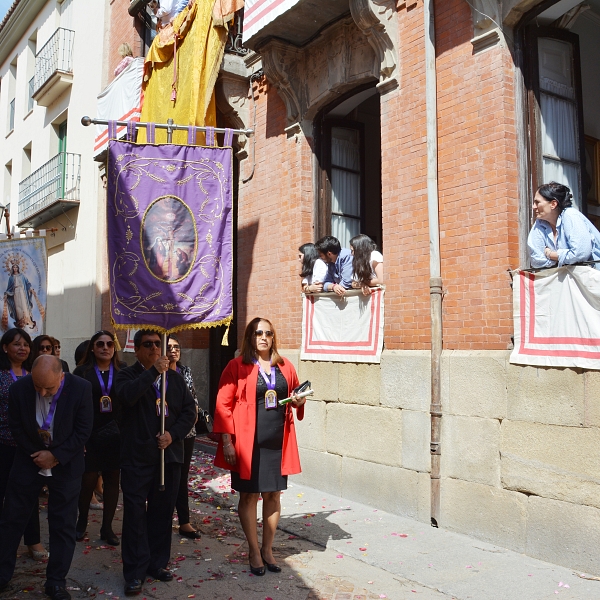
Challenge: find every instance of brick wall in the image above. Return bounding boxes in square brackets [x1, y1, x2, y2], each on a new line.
[236, 0, 520, 352]
[235, 77, 313, 349]
[107, 0, 145, 80]
[105, 0, 521, 354]
[434, 0, 519, 350]
[380, 2, 430, 350]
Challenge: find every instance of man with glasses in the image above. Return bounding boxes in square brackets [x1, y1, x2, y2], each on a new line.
[114, 330, 196, 597]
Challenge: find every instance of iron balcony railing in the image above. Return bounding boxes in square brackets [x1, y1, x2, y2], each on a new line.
[33, 28, 75, 95]
[18, 152, 81, 222]
[8, 98, 15, 132]
[225, 10, 249, 56]
[28, 77, 35, 112]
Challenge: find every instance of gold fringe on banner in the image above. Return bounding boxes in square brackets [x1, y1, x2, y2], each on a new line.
[31, 289, 46, 323]
[1, 298, 8, 332]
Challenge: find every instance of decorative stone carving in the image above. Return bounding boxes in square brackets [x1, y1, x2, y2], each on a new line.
[470, 0, 499, 32]
[349, 0, 399, 93]
[465, 0, 502, 52]
[216, 54, 251, 159]
[260, 40, 302, 126]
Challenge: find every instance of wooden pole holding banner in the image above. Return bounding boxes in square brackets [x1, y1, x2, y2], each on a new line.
[159, 333, 167, 491]
[158, 120, 175, 492]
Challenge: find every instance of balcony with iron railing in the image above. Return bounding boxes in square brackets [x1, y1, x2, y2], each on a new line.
[17, 152, 81, 227]
[32, 28, 75, 107]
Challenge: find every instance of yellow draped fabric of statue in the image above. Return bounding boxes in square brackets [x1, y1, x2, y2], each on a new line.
[139, 0, 227, 145]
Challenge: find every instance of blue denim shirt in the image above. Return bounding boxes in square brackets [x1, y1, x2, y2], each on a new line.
[527, 207, 600, 269]
[323, 248, 354, 291]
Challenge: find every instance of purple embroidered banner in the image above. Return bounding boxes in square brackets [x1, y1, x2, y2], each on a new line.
[107, 138, 232, 333]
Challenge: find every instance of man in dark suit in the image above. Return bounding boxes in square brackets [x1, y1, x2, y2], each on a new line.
[0, 355, 93, 600]
[115, 330, 195, 597]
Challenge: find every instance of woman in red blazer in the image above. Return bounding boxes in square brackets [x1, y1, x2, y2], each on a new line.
[213, 317, 305, 576]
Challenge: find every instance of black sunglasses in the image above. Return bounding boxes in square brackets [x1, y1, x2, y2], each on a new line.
[141, 340, 162, 348]
[254, 330, 274, 338]
[39, 345, 53, 351]
[167, 344, 180, 351]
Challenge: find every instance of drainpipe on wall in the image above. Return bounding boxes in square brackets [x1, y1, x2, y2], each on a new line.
[424, 0, 443, 528]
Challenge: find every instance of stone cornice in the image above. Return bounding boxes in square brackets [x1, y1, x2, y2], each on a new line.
[0, 0, 46, 67]
[349, 0, 399, 92]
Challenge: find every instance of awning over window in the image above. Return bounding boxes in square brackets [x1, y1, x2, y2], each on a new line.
[243, 0, 349, 48]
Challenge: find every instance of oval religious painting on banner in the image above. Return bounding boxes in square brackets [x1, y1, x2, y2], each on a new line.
[141, 195, 197, 283]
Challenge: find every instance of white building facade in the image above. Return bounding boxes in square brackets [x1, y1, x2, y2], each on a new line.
[0, 0, 109, 365]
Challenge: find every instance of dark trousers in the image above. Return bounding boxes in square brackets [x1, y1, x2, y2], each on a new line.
[120, 462, 181, 582]
[76, 469, 120, 534]
[0, 443, 41, 546]
[175, 436, 195, 526]
[0, 470, 80, 588]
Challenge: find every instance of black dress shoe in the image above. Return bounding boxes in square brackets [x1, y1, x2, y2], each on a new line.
[100, 528, 120, 546]
[44, 585, 71, 600]
[248, 559, 265, 576]
[261, 549, 282, 573]
[146, 568, 173, 582]
[75, 530, 86, 542]
[178, 527, 201, 540]
[124, 579, 142, 596]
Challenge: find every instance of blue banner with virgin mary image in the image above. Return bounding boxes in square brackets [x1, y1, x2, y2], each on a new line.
[0, 237, 48, 334]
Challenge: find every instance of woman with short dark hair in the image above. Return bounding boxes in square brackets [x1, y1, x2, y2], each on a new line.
[0, 328, 47, 560]
[213, 318, 306, 575]
[528, 181, 600, 269]
[73, 330, 122, 546]
[31, 335, 55, 361]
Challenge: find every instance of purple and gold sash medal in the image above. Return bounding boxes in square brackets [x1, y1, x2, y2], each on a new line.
[38, 378, 65, 447]
[95, 364, 114, 413]
[154, 377, 169, 417]
[255, 360, 277, 410]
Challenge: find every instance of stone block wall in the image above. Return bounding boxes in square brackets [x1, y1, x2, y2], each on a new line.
[292, 350, 600, 575]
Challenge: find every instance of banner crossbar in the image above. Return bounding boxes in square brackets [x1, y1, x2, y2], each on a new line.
[81, 116, 253, 137]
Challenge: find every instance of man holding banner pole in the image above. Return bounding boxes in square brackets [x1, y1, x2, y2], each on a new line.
[115, 330, 196, 596]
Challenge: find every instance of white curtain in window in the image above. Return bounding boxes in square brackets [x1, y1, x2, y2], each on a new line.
[540, 94, 578, 163]
[538, 37, 581, 209]
[331, 128, 360, 247]
[332, 215, 360, 248]
[331, 168, 360, 217]
[539, 94, 581, 209]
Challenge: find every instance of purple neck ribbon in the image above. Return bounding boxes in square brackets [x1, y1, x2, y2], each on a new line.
[9, 367, 27, 382]
[40, 378, 65, 432]
[94, 364, 114, 397]
[154, 375, 168, 399]
[254, 359, 276, 390]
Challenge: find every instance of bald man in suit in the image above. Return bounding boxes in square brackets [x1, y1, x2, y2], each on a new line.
[0, 355, 93, 600]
